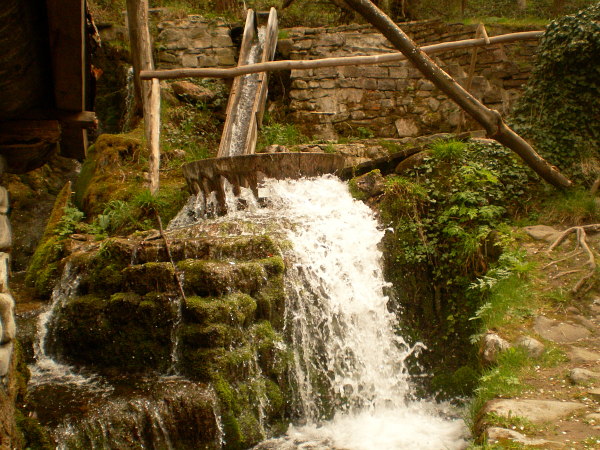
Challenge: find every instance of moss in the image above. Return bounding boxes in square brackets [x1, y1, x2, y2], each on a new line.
[238, 410, 263, 448]
[24, 236, 64, 298]
[122, 262, 176, 294]
[264, 379, 285, 418]
[177, 260, 267, 296]
[221, 411, 243, 450]
[183, 294, 256, 327]
[259, 256, 285, 276]
[348, 177, 369, 201]
[254, 274, 286, 328]
[179, 348, 228, 381]
[179, 323, 240, 348]
[430, 365, 479, 399]
[15, 410, 53, 450]
[49, 292, 175, 373]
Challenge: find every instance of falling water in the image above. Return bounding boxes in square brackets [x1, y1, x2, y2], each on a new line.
[30, 261, 105, 388]
[232, 176, 470, 450]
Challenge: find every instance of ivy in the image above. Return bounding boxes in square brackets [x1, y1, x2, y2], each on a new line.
[511, 3, 600, 184]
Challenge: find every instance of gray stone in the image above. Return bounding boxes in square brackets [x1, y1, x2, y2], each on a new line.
[181, 54, 198, 67]
[523, 225, 561, 243]
[0, 342, 13, 376]
[480, 332, 510, 365]
[514, 336, 545, 358]
[352, 171, 385, 198]
[485, 427, 551, 447]
[587, 388, 600, 401]
[569, 368, 600, 384]
[533, 316, 591, 343]
[0, 215, 11, 250]
[394, 118, 419, 137]
[0, 293, 15, 344]
[0, 187, 8, 214]
[483, 399, 586, 424]
[428, 98, 441, 112]
[0, 252, 8, 293]
[568, 346, 600, 363]
[171, 81, 217, 104]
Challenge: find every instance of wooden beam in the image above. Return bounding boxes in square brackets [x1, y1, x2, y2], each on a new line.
[46, 0, 88, 159]
[343, 0, 570, 189]
[126, 0, 161, 194]
[0, 120, 60, 173]
[140, 31, 543, 80]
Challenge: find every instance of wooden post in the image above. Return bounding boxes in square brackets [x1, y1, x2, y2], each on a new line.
[343, 0, 571, 189]
[126, 0, 161, 194]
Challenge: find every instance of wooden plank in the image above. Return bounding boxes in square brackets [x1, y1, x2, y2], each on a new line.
[46, 0, 87, 159]
[218, 9, 257, 158]
[0, 120, 61, 173]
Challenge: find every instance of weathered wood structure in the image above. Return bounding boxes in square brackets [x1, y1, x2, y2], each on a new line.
[0, 0, 96, 171]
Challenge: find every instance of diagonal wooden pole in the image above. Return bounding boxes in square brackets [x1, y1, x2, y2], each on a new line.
[343, 0, 571, 188]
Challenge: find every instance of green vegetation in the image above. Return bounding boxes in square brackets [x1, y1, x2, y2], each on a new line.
[256, 122, 308, 152]
[512, 3, 600, 185]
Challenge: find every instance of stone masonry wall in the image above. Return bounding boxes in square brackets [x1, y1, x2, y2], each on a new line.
[156, 15, 237, 68]
[282, 20, 539, 139]
[153, 17, 539, 140]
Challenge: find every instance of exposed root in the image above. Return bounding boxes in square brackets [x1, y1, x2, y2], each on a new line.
[550, 269, 582, 280]
[542, 249, 582, 269]
[547, 224, 599, 294]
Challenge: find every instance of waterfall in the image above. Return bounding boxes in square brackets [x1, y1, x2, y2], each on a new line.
[242, 176, 468, 450]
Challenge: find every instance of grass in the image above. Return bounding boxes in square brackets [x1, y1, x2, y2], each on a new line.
[256, 122, 308, 152]
[536, 188, 600, 225]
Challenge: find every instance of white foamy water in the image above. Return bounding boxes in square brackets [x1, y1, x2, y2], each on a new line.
[30, 262, 106, 389]
[239, 176, 469, 450]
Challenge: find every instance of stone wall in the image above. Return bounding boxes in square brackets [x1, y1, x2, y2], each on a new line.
[153, 17, 539, 140]
[156, 15, 237, 68]
[282, 20, 539, 139]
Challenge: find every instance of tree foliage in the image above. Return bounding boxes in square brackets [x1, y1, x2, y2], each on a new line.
[511, 2, 600, 184]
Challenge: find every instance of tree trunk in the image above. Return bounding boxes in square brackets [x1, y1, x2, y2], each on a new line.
[126, 0, 161, 194]
[343, 0, 571, 188]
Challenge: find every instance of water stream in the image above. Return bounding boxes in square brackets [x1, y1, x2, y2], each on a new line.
[231, 176, 469, 450]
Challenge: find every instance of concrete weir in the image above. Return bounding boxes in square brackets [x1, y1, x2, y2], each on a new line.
[182, 152, 347, 214]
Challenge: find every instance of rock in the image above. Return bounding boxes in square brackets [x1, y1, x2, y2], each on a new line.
[483, 399, 586, 424]
[485, 427, 551, 447]
[568, 346, 600, 363]
[514, 336, 545, 358]
[533, 316, 591, 344]
[0, 215, 12, 251]
[586, 413, 600, 421]
[350, 170, 385, 199]
[523, 225, 561, 243]
[480, 332, 510, 365]
[394, 151, 427, 173]
[0, 341, 13, 376]
[572, 314, 596, 331]
[394, 118, 419, 137]
[0, 187, 8, 214]
[587, 388, 600, 401]
[0, 293, 15, 344]
[569, 368, 600, 384]
[0, 252, 8, 293]
[171, 81, 217, 104]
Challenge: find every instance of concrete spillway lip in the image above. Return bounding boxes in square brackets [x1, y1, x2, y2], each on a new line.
[182, 152, 348, 196]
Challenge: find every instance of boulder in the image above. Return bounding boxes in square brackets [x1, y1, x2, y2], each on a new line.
[480, 332, 510, 365]
[483, 399, 585, 424]
[569, 367, 600, 384]
[485, 427, 552, 447]
[533, 316, 591, 344]
[523, 225, 561, 243]
[514, 336, 545, 358]
[171, 81, 217, 104]
[568, 346, 600, 363]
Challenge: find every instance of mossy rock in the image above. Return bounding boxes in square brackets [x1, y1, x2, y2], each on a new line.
[179, 323, 241, 349]
[254, 274, 286, 328]
[177, 260, 268, 296]
[122, 262, 177, 294]
[183, 293, 257, 327]
[24, 182, 73, 298]
[47, 292, 175, 373]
